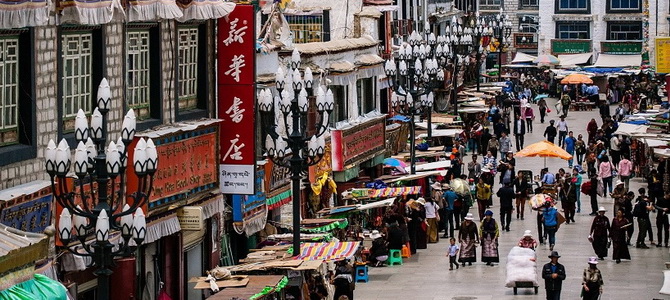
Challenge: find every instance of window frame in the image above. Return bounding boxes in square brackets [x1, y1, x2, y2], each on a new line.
[479, 0, 502, 10]
[174, 22, 209, 121]
[331, 85, 348, 123]
[518, 0, 539, 9]
[125, 23, 162, 131]
[607, 21, 643, 40]
[57, 25, 105, 144]
[555, 0, 591, 14]
[606, 0, 641, 13]
[555, 21, 591, 39]
[356, 77, 376, 115]
[0, 28, 36, 167]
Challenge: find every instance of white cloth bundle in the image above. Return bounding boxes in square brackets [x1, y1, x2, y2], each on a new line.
[505, 246, 539, 287]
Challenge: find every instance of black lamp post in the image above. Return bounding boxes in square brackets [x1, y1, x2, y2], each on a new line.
[384, 29, 441, 174]
[48, 78, 155, 300]
[492, 10, 513, 82]
[258, 49, 331, 256]
[471, 13, 493, 92]
[444, 15, 474, 116]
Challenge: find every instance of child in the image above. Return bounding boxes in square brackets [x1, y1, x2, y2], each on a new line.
[446, 237, 460, 270]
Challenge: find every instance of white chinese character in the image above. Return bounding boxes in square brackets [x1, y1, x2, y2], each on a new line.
[223, 18, 248, 46]
[223, 134, 245, 161]
[225, 97, 245, 123]
[224, 55, 246, 82]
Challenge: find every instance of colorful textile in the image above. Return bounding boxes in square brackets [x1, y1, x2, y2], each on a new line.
[249, 276, 288, 300]
[175, 0, 234, 21]
[294, 241, 361, 261]
[266, 189, 291, 210]
[0, 0, 49, 29]
[127, 0, 182, 21]
[59, 0, 124, 25]
[311, 173, 337, 196]
[369, 186, 422, 198]
[301, 219, 348, 233]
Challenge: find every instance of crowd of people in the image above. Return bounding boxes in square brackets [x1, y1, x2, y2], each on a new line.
[365, 73, 667, 299]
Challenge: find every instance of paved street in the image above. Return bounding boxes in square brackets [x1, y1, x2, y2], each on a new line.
[356, 98, 669, 300]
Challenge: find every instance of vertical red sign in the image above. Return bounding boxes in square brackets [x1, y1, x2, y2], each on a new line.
[218, 4, 256, 195]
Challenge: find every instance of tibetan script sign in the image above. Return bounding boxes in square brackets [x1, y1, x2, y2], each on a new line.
[601, 41, 642, 54]
[218, 4, 256, 194]
[331, 116, 386, 171]
[656, 38, 670, 74]
[551, 39, 592, 55]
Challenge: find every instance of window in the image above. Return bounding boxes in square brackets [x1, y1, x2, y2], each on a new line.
[176, 22, 208, 119]
[0, 29, 36, 166]
[556, 22, 590, 39]
[608, 22, 642, 40]
[356, 78, 375, 115]
[479, 0, 502, 10]
[608, 0, 641, 12]
[126, 24, 161, 126]
[519, 0, 539, 8]
[331, 85, 347, 123]
[556, 0, 590, 13]
[518, 16, 539, 33]
[285, 11, 330, 43]
[59, 27, 103, 133]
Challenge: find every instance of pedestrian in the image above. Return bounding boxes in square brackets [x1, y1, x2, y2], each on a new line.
[544, 120, 557, 144]
[476, 177, 492, 220]
[332, 260, 354, 300]
[538, 98, 548, 123]
[518, 230, 538, 250]
[368, 230, 389, 267]
[560, 93, 571, 117]
[581, 257, 604, 300]
[587, 118, 598, 144]
[423, 197, 440, 243]
[610, 208, 631, 263]
[499, 132, 512, 158]
[562, 173, 577, 224]
[575, 134, 586, 166]
[513, 171, 529, 220]
[468, 154, 482, 179]
[488, 136, 499, 160]
[542, 202, 559, 250]
[611, 180, 627, 215]
[442, 184, 458, 239]
[598, 155, 615, 196]
[589, 207, 610, 260]
[513, 114, 526, 151]
[537, 208, 546, 244]
[610, 134, 621, 166]
[497, 182, 515, 232]
[556, 116, 568, 147]
[654, 193, 670, 248]
[480, 128, 492, 156]
[482, 151, 497, 173]
[563, 131, 576, 168]
[542, 251, 566, 300]
[541, 167, 556, 185]
[446, 237, 460, 270]
[617, 154, 633, 191]
[623, 191, 635, 245]
[525, 104, 535, 133]
[458, 213, 479, 267]
[480, 210, 500, 266]
[499, 152, 515, 185]
[406, 199, 424, 254]
[634, 188, 652, 248]
[573, 167, 583, 214]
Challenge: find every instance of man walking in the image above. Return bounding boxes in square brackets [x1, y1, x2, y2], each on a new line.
[513, 115, 526, 151]
[556, 116, 568, 147]
[544, 120, 557, 144]
[499, 132, 513, 159]
[563, 131, 576, 168]
[497, 182, 515, 232]
[634, 188, 653, 248]
[542, 251, 566, 300]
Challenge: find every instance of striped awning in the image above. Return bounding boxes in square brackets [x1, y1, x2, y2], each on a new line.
[294, 241, 361, 261]
[369, 186, 422, 198]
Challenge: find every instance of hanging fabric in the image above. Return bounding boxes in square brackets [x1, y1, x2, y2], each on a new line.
[127, 0, 182, 21]
[59, 0, 125, 25]
[0, 0, 49, 29]
[175, 0, 234, 22]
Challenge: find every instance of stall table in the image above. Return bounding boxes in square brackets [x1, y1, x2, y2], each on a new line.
[206, 275, 286, 300]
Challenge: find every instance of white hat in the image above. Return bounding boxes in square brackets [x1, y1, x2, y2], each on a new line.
[464, 213, 474, 221]
[416, 198, 426, 206]
[523, 230, 532, 237]
[598, 206, 607, 212]
[431, 182, 442, 190]
[370, 230, 382, 240]
[588, 257, 598, 264]
[616, 180, 624, 186]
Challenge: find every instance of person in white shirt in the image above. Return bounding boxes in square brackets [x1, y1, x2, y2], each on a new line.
[610, 135, 621, 166]
[421, 197, 441, 243]
[557, 116, 569, 147]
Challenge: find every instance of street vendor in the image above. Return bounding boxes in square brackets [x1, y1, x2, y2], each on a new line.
[368, 230, 389, 267]
[518, 230, 538, 250]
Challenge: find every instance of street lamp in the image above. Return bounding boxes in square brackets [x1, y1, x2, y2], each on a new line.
[384, 26, 442, 174]
[47, 78, 155, 300]
[492, 9, 513, 82]
[443, 15, 474, 115]
[259, 49, 331, 256]
[471, 13, 493, 92]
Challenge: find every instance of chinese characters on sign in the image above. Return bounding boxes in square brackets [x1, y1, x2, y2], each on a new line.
[218, 4, 256, 195]
[656, 38, 670, 74]
[550, 39, 592, 55]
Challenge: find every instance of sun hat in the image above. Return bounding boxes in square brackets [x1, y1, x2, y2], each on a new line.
[416, 198, 426, 206]
[443, 183, 451, 189]
[484, 210, 494, 216]
[464, 213, 474, 221]
[523, 230, 532, 237]
[588, 257, 598, 264]
[598, 206, 607, 212]
[616, 180, 624, 186]
[370, 230, 382, 240]
[431, 182, 443, 190]
[548, 251, 561, 258]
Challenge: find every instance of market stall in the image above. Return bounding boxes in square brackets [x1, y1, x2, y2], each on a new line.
[205, 275, 288, 300]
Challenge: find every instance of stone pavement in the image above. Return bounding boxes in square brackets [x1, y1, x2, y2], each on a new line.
[356, 99, 669, 300]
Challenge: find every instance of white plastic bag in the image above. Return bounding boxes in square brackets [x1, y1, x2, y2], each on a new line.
[505, 246, 539, 287]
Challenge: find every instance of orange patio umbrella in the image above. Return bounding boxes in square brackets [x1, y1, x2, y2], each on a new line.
[514, 140, 573, 168]
[560, 73, 593, 85]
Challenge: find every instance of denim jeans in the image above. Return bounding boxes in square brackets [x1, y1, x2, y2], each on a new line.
[602, 176, 613, 194]
[575, 187, 581, 211]
[558, 131, 567, 147]
[444, 210, 455, 238]
[545, 225, 557, 246]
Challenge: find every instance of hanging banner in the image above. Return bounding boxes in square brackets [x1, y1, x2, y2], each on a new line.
[331, 116, 386, 171]
[0, 181, 52, 233]
[218, 4, 256, 195]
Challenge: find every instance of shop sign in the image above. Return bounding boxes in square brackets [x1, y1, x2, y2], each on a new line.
[656, 37, 670, 73]
[0, 183, 52, 233]
[177, 206, 203, 230]
[265, 157, 292, 192]
[551, 39, 592, 54]
[514, 33, 537, 49]
[232, 169, 265, 222]
[331, 117, 386, 171]
[126, 122, 220, 214]
[218, 4, 256, 195]
[601, 41, 642, 54]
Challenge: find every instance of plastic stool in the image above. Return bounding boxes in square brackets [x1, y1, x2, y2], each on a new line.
[388, 249, 403, 266]
[355, 265, 369, 283]
[401, 244, 411, 258]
